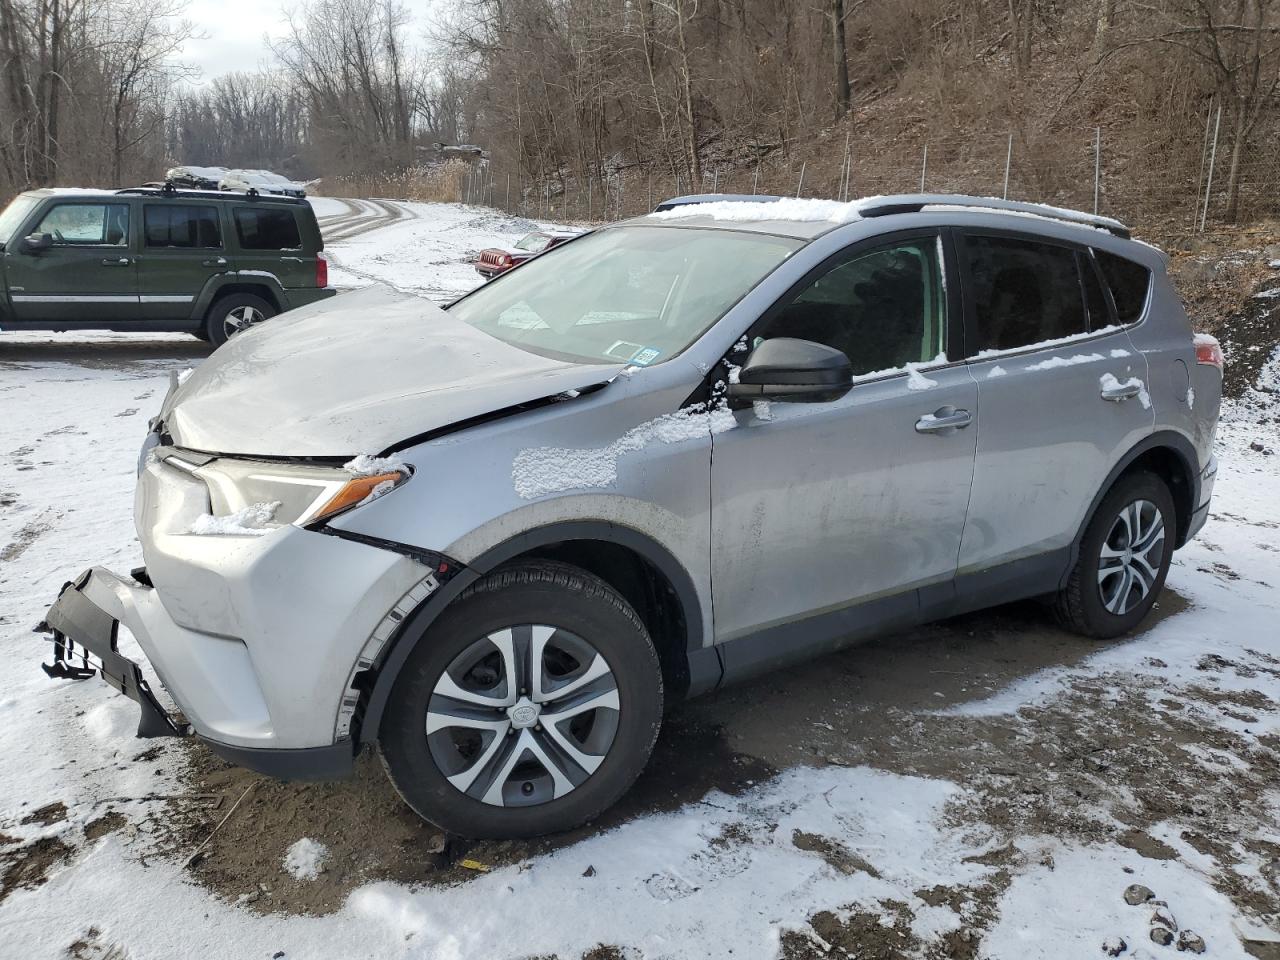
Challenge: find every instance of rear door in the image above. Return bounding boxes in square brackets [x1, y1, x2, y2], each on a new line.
[958, 230, 1153, 578]
[4, 200, 138, 322]
[229, 204, 312, 290]
[710, 231, 978, 649]
[136, 202, 230, 321]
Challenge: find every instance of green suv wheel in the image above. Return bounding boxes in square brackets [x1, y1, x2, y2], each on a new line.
[206, 293, 276, 347]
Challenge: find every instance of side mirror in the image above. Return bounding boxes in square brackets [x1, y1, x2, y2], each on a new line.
[21, 232, 53, 253]
[727, 337, 853, 403]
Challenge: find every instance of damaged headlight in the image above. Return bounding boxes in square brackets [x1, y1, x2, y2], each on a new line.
[165, 451, 411, 528]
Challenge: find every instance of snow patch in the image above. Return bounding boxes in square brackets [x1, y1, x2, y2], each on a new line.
[513, 405, 735, 499]
[904, 362, 939, 391]
[1109, 348, 1131, 358]
[1025, 352, 1104, 371]
[974, 326, 1121, 360]
[1099, 372, 1152, 410]
[344, 454, 408, 477]
[176, 367, 194, 385]
[186, 501, 280, 537]
[987, 365, 1007, 379]
[650, 197, 863, 225]
[282, 838, 329, 881]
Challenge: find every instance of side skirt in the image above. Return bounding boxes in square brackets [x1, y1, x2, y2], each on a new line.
[711, 547, 1072, 689]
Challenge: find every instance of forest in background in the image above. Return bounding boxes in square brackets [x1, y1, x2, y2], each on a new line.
[2, 0, 1279, 234]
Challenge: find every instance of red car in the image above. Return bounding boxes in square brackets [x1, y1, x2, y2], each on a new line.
[474, 229, 582, 279]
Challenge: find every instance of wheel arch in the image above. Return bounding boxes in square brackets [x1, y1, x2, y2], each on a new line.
[1068, 431, 1200, 579]
[358, 521, 712, 745]
[191, 277, 285, 320]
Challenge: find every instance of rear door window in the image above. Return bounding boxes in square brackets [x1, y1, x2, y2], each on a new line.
[144, 205, 221, 248]
[1094, 249, 1151, 323]
[233, 207, 301, 250]
[34, 203, 130, 246]
[962, 234, 1086, 353]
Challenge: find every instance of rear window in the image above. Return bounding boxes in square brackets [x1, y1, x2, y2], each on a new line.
[144, 205, 221, 248]
[1094, 250, 1151, 323]
[962, 234, 1086, 352]
[233, 207, 301, 250]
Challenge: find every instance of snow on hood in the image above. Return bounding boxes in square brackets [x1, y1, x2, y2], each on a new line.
[162, 284, 623, 458]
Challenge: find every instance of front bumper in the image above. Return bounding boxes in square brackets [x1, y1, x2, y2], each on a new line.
[37, 454, 434, 760]
[40, 569, 355, 779]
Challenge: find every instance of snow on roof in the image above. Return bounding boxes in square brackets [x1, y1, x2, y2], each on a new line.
[650, 197, 865, 225]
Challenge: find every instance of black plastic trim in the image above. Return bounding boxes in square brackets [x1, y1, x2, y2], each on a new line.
[1068, 431, 1201, 562]
[200, 737, 356, 781]
[358, 520, 709, 743]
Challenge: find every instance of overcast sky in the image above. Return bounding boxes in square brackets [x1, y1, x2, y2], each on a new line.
[177, 0, 445, 86]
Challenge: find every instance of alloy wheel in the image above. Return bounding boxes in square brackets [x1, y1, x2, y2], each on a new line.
[223, 305, 265, 338]
[426, 625, 620, 807]
[1097, 498, 1166, 615]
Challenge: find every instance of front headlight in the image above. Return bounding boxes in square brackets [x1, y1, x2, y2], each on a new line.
[166, 453, 410, 528]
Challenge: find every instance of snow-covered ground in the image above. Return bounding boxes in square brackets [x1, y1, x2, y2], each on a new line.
[1, 202, 1278, 959]
[315, 198, 573, 302]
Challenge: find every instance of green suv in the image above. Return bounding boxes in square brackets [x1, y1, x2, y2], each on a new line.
[0, 187, 335, 345]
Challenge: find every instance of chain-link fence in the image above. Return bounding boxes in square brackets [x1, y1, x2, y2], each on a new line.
[455, 109, 1279, 243]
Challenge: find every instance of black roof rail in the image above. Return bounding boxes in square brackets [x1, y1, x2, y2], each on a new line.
[857, 193, 1131, 239]
[115, 185, 307, 205]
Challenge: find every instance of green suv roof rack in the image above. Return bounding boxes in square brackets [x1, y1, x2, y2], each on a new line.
[115, 185, 309, 205]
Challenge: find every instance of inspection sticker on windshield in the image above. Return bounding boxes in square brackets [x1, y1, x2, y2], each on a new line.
[629, 347, 662, 366]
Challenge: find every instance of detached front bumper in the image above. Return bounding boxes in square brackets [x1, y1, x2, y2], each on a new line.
[39, 566, 358, 779]
[42, 568, 183, 739]
[36, 450, 440, 780]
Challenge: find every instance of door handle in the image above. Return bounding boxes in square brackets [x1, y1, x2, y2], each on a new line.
[201, 257, 228, 267]
[915, 407, 972, 433]
[101, 257, 132, 266]
[1100, 380, 1141, 401]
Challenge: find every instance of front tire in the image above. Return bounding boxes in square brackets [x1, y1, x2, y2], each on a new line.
[379, 561, 664, 839]
[204, 293, 275, 347]
[1055, 471, 1175, 638]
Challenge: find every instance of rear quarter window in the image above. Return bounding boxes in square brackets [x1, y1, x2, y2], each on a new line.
[233, 207, 302, 250]
[1094, 250, 1151, 323]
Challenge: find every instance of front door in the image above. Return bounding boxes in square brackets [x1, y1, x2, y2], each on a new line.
[710, 232, 978, 657]
[136, 202, 231, 321]
[4, 200, 137, 323]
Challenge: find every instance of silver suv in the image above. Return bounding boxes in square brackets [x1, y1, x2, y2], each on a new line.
[41, 194, 1223, 839]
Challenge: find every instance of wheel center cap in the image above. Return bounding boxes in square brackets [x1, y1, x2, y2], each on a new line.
[508, 697, 541, 729]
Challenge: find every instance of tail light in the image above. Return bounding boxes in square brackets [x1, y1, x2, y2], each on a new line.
[1194, 333, 1223, 370]
[316, 253, 328, 288]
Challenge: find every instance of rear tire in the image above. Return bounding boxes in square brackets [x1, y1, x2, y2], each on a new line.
[379, 561, 663, 839]
[204, 293, 275, 347]
[1055, 471, 1175, 639]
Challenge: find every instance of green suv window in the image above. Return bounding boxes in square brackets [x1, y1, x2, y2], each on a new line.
[34, 203, 129, 246]
[234, 208, 301, 250]
[145, 205, 221, 248]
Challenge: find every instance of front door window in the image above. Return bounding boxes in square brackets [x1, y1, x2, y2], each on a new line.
[34, 203, 130, 247]
[754, 238, 947, 373]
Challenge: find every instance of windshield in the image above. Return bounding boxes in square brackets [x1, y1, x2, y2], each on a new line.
[0, 195, 38, 245]
[449, 225, 799, 365]
[515, 234, 552, 252]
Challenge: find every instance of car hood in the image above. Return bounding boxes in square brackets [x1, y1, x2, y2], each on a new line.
[163, 284, 623, 458]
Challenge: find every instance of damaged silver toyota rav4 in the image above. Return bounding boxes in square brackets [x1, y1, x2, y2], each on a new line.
[41, 194, 1223, 839]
